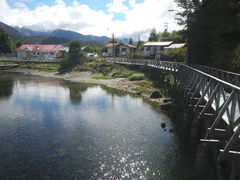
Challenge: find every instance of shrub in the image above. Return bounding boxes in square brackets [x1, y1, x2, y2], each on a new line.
[129, 73, 145, 81]
[165, 47, 186, 62]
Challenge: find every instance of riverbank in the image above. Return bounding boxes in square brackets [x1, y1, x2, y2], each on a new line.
[0, 63, 173, 108]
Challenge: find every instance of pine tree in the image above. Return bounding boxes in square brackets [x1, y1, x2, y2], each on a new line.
[0, 28, 12, 54]
[129, 38, 133, 45]
[148, 28, 158, 42]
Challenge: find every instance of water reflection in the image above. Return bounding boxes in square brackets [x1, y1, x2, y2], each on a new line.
[0, 73, 14, 100]
[61, 81, 89, 105]
[0, 74, 191, 179]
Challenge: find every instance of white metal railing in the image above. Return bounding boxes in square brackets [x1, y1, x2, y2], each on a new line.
[107, 57, 240, 162]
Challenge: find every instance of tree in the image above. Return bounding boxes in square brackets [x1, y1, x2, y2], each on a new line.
[16, 40, 24, 48]
[60, 40, 84, 70]
[165, 48, 186, 62]
[174, 0, 240, 72]
[148, 28, 158, 42]
[136, 40, 144, 51]
[69, 40, 81, 56]
[0, 28, 12, 54]
[108, 39, 121, 43]
[129, 38, 133, 45]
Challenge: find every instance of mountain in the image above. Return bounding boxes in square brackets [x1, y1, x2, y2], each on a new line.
[14, 26, 110, 43]
[24, 36, 70, 45]
[14, 26, 50, 37]
[50, 29, 110, 43]
[0, 22, 24, 41]
[0, 21, 110, 46]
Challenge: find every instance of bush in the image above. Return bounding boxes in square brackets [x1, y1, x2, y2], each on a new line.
[165, 47, 186, 62]
[111, 70, 133, 78]
[126, 51, 144, 59]
[129, 73, 145, 81]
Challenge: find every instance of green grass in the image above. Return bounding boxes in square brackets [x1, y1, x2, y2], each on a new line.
[19, 63, 60, 72]
[0, 61, 16, 65]
[91, 76, 113, 80]
[135, 79, 155, 95]
[129, 73, 145, 81]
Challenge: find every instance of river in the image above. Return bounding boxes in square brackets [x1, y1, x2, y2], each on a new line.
[0, 73, 191, 179]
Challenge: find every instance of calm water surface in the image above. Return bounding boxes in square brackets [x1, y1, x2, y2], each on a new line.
[0, 73, 191, 179]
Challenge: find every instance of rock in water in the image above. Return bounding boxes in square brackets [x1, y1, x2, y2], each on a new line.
[161, 122, 166, 129]
[150, 90, 162, 98]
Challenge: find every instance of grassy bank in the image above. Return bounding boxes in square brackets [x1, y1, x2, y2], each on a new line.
[0, 58, 176, 105]
[0, 61, 59, 72]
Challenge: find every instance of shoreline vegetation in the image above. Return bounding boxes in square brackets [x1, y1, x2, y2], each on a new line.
[0, 58, 176, 110]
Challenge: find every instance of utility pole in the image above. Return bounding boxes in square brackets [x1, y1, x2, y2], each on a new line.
[112, 33, 115, 63]
[164, 22, 168, 32]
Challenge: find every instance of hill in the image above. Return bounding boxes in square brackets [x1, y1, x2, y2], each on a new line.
[0, 22, 109, 46]
[0, 22, 23, 41]
[14, 26, 110, 43]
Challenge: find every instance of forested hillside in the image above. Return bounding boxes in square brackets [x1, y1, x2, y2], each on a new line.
[175, 0, 240, 72]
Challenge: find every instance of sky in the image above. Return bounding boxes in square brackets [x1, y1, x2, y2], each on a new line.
[0, 0, 182, 40]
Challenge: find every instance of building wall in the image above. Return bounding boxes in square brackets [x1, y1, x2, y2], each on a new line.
[17, 51, 58, 59]
[108, 45, 136, 57]
[107, 47, 114, 57]
[17, 51, 27, 58]
[144, 46, 165, 57]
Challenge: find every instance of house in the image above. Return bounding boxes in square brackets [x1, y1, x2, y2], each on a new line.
[143, 41, 173, 58]
[106, 43, 136, 57]
[164, 43, 186, 52]
[16, 44, 68, 59]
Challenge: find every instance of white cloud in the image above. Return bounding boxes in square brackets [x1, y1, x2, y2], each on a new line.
[106, 0, 128, 13]
[107, 0, 181, 39]
[0, 0, 182, 40]
[129, 0, 136, 8]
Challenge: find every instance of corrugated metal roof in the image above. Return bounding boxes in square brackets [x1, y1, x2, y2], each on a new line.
[16, 44, 64, 52]
[106, 43, 120, 47]
[165, 43, 186, 49]
[143, 41, 173, 46]
[106, 43, 136, 48]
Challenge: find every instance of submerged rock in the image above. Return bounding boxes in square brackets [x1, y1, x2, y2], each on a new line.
[150, 90, 162, 98]
[161, 122, 166, 129]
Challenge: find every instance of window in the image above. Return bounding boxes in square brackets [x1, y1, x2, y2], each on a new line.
[159, 46, 164, 51]
[145, 46, 150, 51]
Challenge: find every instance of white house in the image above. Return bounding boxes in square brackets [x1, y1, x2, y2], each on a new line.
[16, 44, 68, 59]
[143, 41, 173, 57]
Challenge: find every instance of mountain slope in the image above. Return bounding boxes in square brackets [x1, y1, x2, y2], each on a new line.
[49, 29, 110, 43]
[14, 26, 110, 43]
[0, 22, 24, 41]
[0, 21, 110, 45]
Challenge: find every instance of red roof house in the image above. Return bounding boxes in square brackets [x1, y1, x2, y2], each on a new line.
[16, 44, 67, 59]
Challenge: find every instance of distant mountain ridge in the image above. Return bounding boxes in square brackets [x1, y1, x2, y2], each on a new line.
[0, 22, 110, 45]
[14, 26, 110, 43]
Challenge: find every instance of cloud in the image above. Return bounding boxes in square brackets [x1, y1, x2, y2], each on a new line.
[0, 0, 181, 40]
[106, 0, 128, 13]
[129, 0, 136, 8]
[108, 0, 181, 38]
